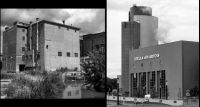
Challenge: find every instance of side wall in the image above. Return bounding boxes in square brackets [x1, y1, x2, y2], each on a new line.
[16, 27, 27, 72]
[44, 23, 80, 71]
[2, 28, 17, 73]
[182, 41, 199, 97]
[121, 22, 140, 94]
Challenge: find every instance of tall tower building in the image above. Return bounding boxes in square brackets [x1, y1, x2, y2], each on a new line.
[121, 5, 158, 94]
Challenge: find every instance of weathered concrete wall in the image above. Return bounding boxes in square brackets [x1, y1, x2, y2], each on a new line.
[44, 23, 80, 71]
[2, 27, 17, 73]
[15, 27, 27, 72]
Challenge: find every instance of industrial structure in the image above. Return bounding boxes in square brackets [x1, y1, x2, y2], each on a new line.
[2, 22, 29, 73]
[2, 19, 80, 73]
[121, 5, 199, 100]
[80, 32, 105, 57]
[122, 5, 158, 95]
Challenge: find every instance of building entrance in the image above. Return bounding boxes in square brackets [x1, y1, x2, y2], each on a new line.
[130, 70, 167, 98]
[19, 64, 25, 72]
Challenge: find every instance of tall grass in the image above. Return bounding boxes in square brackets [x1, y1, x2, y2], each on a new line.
[3, 68, 66, 99]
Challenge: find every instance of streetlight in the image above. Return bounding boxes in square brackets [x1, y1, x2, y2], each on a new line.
[117, 77, 120, 105]
[166, 80, 168, 100]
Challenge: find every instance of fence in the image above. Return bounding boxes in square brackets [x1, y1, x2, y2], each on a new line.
[183, 97, 199, 105]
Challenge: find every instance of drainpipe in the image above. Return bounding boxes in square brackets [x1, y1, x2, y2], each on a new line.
[36, 18, 39, 51]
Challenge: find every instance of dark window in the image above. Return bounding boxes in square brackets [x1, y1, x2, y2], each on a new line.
[22, 29, 25, 32]
[22, 36, 25, 41]
[67, 52, 70, 57]
[58, 52, 62, 56]
[26, 55, 28, 60]
[46, 45, 48, 49]
[74, 53, 78, 57]
[22, 47, 25, 51]
[141, 63, 143, 67]
[95, 45, 100, 50]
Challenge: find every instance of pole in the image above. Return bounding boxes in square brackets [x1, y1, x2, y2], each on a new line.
[166, 85, 167, 100]
[117, 78, 120, 105]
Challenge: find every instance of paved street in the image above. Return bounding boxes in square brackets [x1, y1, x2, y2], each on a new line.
[107, 101, 199, 107]
[107, 104, 199, 107]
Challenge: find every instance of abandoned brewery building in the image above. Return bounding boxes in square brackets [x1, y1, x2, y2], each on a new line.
[121, 5, 199, 100]
[2, 19, 80, 73]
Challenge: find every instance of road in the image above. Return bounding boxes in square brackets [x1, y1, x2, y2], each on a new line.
[107, 101, 199, 107]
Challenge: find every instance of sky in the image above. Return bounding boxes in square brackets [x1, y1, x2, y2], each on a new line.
[0, 9, 105, 35]
[107, 0, 199, 78]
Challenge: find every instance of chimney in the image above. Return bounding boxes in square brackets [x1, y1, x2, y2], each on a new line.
[62, 20, 65, 25]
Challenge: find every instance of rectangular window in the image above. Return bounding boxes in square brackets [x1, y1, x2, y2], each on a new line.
[74, 53, 78, 57]
[22, 36, 25, 41]
[58, 52, 62, 56]
[22, 47, 25, 51]
[67, 52, 70, 57]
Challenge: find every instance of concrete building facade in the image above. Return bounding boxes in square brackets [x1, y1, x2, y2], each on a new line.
[2, 22, 28, 73]
[129, 41, 199, 100]
[24, 20, 80, 72]
[121, 5, 158, 94]
[2, 19, 81, 73]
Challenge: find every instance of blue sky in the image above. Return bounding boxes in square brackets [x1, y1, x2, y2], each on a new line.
[107, 0, 199, 78]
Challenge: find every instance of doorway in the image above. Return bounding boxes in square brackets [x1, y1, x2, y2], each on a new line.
[19, 64, 25, 72]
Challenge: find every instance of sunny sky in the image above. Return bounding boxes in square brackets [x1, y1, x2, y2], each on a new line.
[107, 0, 199, 78]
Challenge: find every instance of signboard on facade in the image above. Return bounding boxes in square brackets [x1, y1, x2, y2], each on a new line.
[134, 53, 159, 61]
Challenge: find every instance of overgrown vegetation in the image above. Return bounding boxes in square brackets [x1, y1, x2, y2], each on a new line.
[3, 68, 67, 99]
[81, 49, 105, 92]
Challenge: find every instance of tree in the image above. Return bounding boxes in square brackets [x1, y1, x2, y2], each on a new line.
[81, 49, 105, 92]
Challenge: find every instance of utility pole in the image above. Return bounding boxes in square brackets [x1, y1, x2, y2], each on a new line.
[166, 80, 168, 100]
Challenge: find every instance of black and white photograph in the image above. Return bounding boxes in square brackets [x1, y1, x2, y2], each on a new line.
[107, 0, 199, 107]
[0, 0, 199, 107]
[0, 9, 105, 99]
